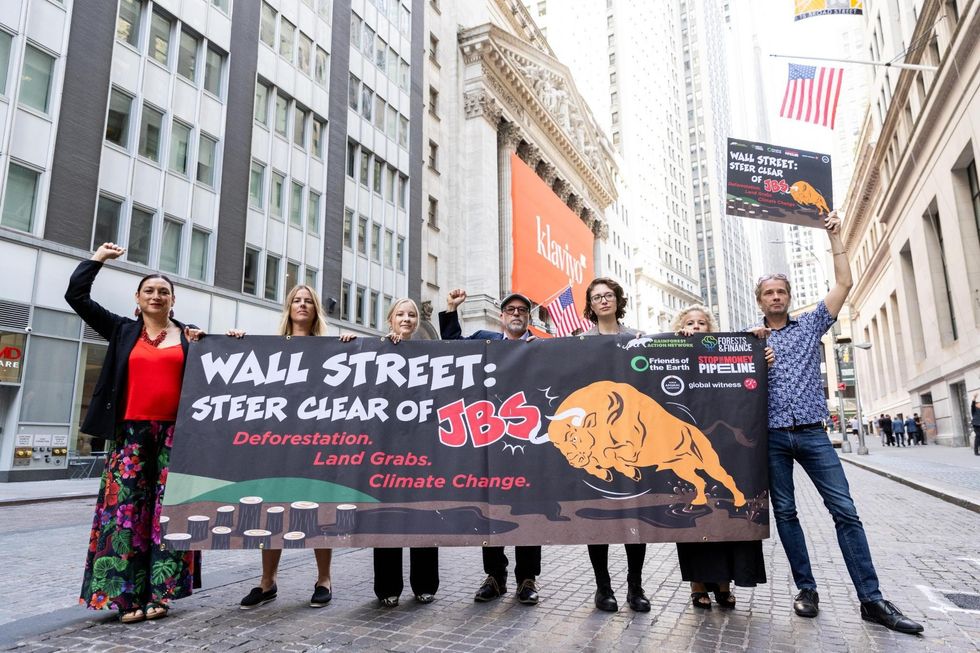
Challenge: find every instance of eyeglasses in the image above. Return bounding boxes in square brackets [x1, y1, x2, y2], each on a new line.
[590, 292, 616, 304]
[502, 306, 529, 315]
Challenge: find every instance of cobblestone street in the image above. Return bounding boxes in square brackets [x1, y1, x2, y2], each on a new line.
[2, 460, 979, 652]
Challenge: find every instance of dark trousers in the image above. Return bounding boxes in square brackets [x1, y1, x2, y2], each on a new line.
[587, 543, 646, 587]
[482, 546, 540, 585]
[373, 547, 439, 599]
[884, 430, 894, 445]
[974, 425, 980, 454]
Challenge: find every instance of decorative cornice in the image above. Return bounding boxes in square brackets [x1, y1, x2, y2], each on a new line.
[538, 162, 557, 185]
[498, 120, 524, 149]
[463, 88, 502, 126]
[518, 142, 543, 169]
[553, 178, 571, 202]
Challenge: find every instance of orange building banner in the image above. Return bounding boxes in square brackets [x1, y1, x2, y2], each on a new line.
[510, 154, 594, 318]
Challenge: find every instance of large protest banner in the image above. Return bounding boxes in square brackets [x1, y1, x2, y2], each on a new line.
[161, 334, 770, 550]
[726, 138, 833, 228]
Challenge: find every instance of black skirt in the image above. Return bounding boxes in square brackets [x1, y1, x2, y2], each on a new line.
[676, 540, 767, 588]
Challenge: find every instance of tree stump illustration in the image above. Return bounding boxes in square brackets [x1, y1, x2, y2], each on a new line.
[238, 496, 264, 533]
[243, 529, 272, 549]
[288, 501, 319, 535]
[335, 504, 357, 535]
[159, 515, 170, 537]
[187, 515, 210, 541]
[283, 531, 306, 549]
[265, 506, 284, 535]
[211, 526, 232, 548]
[163, 532, 191, 550]
[215, 505, 236, 529]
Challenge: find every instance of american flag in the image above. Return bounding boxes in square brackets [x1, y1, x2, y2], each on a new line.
[547, 287, 591, 337]
[779, 64, 844, 129]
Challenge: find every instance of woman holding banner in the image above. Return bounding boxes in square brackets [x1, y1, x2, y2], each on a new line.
[239, 284, 336, 610]
[67, 242, 218, 623]
[372, 298, 440, 607]
[671, 305, 769, 610]
[579, 277, 651, 613]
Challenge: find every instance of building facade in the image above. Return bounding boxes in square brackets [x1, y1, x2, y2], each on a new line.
[844, 0, 980, 445]
[0, 0, 424, 480]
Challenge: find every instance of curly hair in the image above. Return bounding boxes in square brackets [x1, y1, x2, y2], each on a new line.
[671, 304, 718, 333]
[582, 277, 628, 323]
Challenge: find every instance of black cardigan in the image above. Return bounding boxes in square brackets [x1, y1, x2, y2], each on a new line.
[65, 259, 194, 439]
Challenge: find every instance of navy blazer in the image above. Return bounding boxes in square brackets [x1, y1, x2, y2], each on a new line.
[438, 310, 530, 341]
[65, 260, 194, 439]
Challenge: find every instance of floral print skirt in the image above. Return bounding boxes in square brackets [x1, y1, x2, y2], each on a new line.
[79, 420, 200, 611]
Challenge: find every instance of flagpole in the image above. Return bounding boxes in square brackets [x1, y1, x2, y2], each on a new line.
[770, 53, 937, 72]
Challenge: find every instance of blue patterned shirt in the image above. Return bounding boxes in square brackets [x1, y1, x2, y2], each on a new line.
[759, 301, 836, 429]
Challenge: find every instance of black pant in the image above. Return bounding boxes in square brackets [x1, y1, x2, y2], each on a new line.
[482, 546, 540, 585]
[587, 543, 646, 587]
[973, 425, 980, 454]
[373, 547, 439, 599]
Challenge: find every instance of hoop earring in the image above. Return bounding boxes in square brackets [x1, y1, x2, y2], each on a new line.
[134, 307, 141, 317]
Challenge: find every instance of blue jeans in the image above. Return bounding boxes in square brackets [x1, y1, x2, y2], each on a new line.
[768, 426, 882, 603]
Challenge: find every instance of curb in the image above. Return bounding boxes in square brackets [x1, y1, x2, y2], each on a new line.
[840, 455, 980, 515]
[0, 493, 99, 507]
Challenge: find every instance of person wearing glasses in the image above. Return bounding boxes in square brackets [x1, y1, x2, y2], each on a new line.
[758, 211, 923, 635]
[438, 289, 541, 606]
[576, 277, 652, 613]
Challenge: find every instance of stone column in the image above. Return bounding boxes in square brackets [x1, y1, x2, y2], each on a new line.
[497, 120, 524, 297]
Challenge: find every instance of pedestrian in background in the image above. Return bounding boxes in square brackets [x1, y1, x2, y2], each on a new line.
[672, 304, 770, 611]
[972, 395, 980, 455]
[913, 413, 925, 445]
[904, 415, 919, 446]
[879, 414, 894, 446]
[892, 414, 906, 447]
[578, 277, 650, 613]
[755, 212, 922, 634]
[240, 285, 335, 611]
[67, 243, 215, 623]
[371, 298, 440, 607]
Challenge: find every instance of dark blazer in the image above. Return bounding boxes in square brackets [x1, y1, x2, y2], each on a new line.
[65, 260, 194, 439]
[438, 310, 528, 341]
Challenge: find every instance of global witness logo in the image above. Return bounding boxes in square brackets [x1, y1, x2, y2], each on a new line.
[700, 336, 718, 350]
[536, 215, 586, 285]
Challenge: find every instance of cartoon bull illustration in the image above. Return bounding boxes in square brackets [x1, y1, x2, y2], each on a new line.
[546, 381, 746, 507]
[788, 180, 830, 215]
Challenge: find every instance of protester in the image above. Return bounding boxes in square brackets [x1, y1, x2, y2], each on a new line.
[757, 212, 922, 634]
[439, 289, 541, 605]
[904, 415, 919, 446]
[577, 277, 650, 613]
[671, 304, 771, 611]
[892, 414, 906, 447]
[68, 243, 217, 623]
[371, 298, 440, 607]
[240, 285, 334, 610]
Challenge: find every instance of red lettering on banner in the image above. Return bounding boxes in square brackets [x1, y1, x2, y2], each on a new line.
[499, 392, 541, 441]
[437, 399, 468, 447]
[438, 394, 542, 447]
[466, 400, 506, 447]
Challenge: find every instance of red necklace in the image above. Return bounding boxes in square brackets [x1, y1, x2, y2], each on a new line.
[141, 324, 169, 347]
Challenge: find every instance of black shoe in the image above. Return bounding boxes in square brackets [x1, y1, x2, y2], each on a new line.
[860, 599, 924, 634]
[414, 593, 435, 604]
[793, 588, 819, 618]
[474, 576, 506, 602]
[626, 583, 651, 612]
[310, 585, 332, 608]
[594, 585, 618, 612]
[517, 579, 539, 605]
[240, 585, 277, 610]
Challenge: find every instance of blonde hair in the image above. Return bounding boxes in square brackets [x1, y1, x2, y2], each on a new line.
[671, 304, 718, 333]
[386, 298, 420, 337]
[278, 285, 327, 336]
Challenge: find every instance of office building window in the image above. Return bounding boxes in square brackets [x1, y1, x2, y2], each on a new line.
[212, 0, 230, 12]
[361, 86, 373, 120]
[105, 89, 133, 147]
[350, 13, 362, 49]
[386, 105, 397, 140]
[348, 73, 360, 111]
[399, 115, 408, 148]
[312, 118, 325, 158]
[197, 134, 217, 186]
[91, 196, 122, 247]
[128, 207, 154, 265]
[275, 94, 288, 136]
[160, 218, 182, 274]
[429, 33, 438, 64]
[375, 36, 386, 72]
[169, 120, 191, 174]
[19, 45, 55, 113]
[384, 228, 393, 266]
[398, 175, 407, 209]
[243, 247, 259, 294]
[305, 267, 318, 289]
[428, 196, 438, 227]
[2, 164, 40, 233]
[249, 161, 265, 208]
[260, 2, 277, 48]
[343, 208, 353, 248]
[138, 104, 164, 162]
[399, 59, 409, 91]
[374, 95, 384, 130]
[362, 25, 374, 56]
[359, 150, 371, 186]
[356, 286, 366, 324]
[372, 158, 382, 194]
[279, 18, 295, 61]
[371, 223, 381, 261]
[297, 32, 312, 74]
[396, 236, 405, 271]
[116, 0, 142, 47]
[289, 182, 303, 227]
[370, 291, 379, 329]
[189, 228, 209, 281]
[148, 10, 171, 66]
[265, 254, 280, 300]
[428, 140, 438, 171]
[203, 46, 223, 96]
[357, 216, 367, 255]
[307, 191, 321, 235]
[346, 141, 356, 177]
[293, 106, 306, 146]
[271, 172, 285, 218]
[341, 281, 351, 320]
[177, 29, 198, 80]
[315, 47, 328, 86]
[428, 86, 438, 117]
[286, 261, 300, 292]
[254, 81, 270, 125]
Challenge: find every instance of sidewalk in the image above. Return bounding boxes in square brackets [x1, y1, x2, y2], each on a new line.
[839, 435, 980, 513]
[0, 478, 100, 506]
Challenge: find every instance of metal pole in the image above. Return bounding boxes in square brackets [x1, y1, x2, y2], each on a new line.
[769, 53, 938, 72]
[853, 347, 868, 454]
[834, 344, 852, 453]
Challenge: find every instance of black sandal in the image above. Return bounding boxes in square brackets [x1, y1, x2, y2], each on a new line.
[713, 590, 736, 609]
[691, 592, 712, 609]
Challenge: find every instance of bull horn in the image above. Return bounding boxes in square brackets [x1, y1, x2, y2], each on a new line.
[546, 407, 587, 427]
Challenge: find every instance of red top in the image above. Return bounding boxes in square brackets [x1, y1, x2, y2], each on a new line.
[123, 338, 185, 421]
